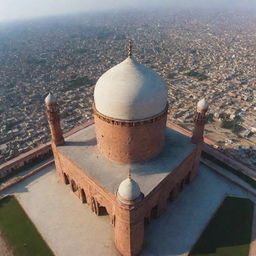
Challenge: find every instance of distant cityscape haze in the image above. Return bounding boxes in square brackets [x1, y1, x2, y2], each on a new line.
[1, 0, 256, 23]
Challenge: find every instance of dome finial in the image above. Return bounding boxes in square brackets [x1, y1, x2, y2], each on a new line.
[128, 39, 132, 58]
[128, 168, 132, 180]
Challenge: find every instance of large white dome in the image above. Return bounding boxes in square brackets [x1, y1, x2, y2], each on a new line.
[94, 57, 167, 120]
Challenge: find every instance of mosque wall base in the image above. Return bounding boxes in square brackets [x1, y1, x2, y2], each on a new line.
[51, 125, 199, 256]
[93, 106, 168, 164]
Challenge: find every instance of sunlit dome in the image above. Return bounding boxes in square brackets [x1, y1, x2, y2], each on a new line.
[117, 177, 141, 201]
[94, 57, 167, 120]
[197, 98, 209, 111]
[45, 93, 56, 104]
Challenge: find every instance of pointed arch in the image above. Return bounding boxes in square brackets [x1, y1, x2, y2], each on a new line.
[70, 179, 78, 192]
[81, 189, 87, 203]
[63, 173, 70, 184]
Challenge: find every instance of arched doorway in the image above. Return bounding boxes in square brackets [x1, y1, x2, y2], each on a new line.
[179, 179, 185, 191]
[150, 205, 158, 219]
[70, 179, 78, 192]
[169, 189, 176, 201]
[63, 173, 70, 185]
[90, 197, 99, 215]
[90, 197, 108, 216]
[99, 206, 108, 216]
[81, 189, 87, 203]
[185, 172, 191, 184]
[144, 216, 150, 225]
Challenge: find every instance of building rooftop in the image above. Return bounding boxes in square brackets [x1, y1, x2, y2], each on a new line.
[58, 124, 196, 196]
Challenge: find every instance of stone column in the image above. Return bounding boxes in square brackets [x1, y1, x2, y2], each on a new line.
[45, 93, 64, 146]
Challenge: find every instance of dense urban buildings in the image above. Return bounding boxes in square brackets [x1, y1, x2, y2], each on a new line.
[0, 9, 256, 170]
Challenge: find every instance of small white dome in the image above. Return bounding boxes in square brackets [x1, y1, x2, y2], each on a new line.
[197, 98, 209, 111]
[94, 57, 167, 120]
[45, 93, 56, 104]
[118, 177, 141, 201]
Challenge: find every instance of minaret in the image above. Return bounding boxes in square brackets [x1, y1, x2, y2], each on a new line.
[191, 98, 209, 144]
[45, 93, 64, 146]
[115, 169, 144, 256]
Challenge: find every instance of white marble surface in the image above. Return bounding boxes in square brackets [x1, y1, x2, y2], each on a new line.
[118, 177, 141, 201]
[94, 57, 167, 120]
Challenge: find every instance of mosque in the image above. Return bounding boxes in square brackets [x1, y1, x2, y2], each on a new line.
[45, 42, 208, 256]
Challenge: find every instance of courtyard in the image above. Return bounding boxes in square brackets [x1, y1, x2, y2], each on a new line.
[1, 163, 255, 256]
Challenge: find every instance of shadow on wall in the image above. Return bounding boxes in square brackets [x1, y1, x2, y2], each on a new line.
[64, 138, 97, 147]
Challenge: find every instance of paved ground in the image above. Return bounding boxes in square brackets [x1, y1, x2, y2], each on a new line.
[0, 157, 53, 191]
[142, 163, 256, 256]
[1, 164, 255, 256]
[1, 166, 120, 256]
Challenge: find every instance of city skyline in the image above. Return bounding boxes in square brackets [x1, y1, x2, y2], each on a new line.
[1, 0, 256, 23]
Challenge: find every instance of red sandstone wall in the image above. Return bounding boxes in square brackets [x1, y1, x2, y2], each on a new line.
[54, 147, 116, 218]
[203, 144, 256, 179]
[94, 113, 167, 163]
[142, 150, 197, 218]
[0, 143, 51, 178]
[0, 121, 94, 180]
[114, 203, 145, 256]
[54, 138, 198, 256]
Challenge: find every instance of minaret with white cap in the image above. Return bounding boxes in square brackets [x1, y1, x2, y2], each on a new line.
[45, 93, 64, 146]
[117, 168, 143, 204]
[191, 98, 209, 144]
[115, 168, 144, 255]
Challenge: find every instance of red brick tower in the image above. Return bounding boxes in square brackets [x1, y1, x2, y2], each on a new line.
[45, 93, 64, 146]
[191, 98, 209, 144]
[191, 98, 209, 177]
[115, 170, 144, 255]
[93, 41, 168, 163]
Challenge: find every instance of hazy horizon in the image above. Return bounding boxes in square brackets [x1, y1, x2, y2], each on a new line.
[1, 0, 256, 24]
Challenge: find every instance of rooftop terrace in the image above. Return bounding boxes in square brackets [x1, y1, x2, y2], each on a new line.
[58, 124, 196, 196]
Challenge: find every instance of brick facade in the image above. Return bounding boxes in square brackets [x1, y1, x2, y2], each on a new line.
[46, 102, 64, 146]
[46, 92, 205, 255]
[93, 105, 168, 163]
[51, 120, 202, 256]
[191, 107, 207, 145]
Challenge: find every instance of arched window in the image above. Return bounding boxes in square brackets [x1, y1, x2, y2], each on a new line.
[70, 179, 78, 192]
[185, 172, 191, 184]
[180, 178, 186, 191]
[63, 173, 70, 185]
[169, 189, 175, 201]
[81, 189, 87, 203]
[150, 205, 158, 219]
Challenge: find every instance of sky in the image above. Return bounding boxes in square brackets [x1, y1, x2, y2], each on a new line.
[1, 0, 256, 23]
